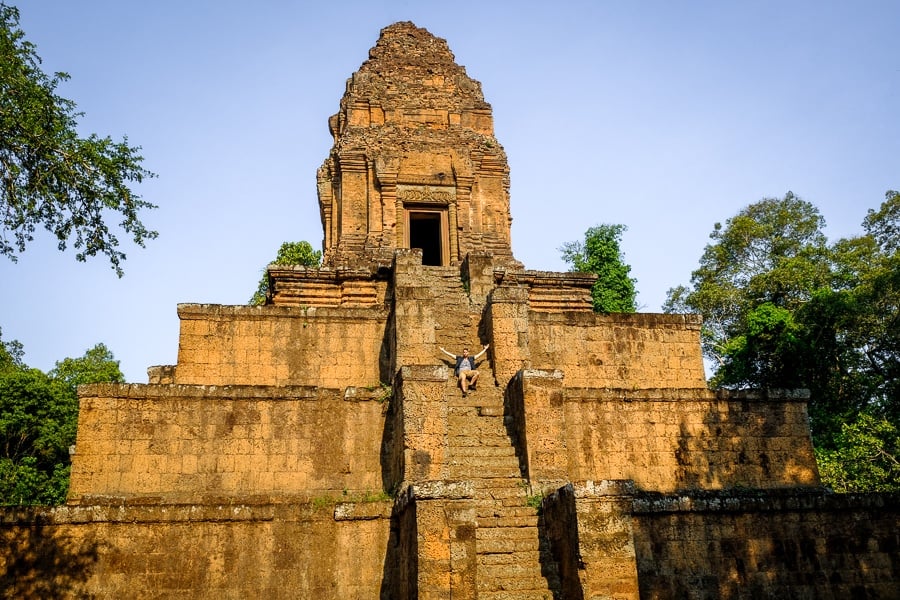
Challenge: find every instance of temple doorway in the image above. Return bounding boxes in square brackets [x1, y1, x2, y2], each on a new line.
[407, 209, 448, 266]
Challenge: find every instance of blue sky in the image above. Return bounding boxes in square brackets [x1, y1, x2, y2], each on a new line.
[2, 1, 898, 382]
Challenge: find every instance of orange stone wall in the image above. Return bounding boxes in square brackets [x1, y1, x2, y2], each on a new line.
[1, 503, 391, 600]
[173, 304, 389, 387]
[68, 384, 388, 503]
[527, 311, 707, 389]
[561, 388, 820, 492]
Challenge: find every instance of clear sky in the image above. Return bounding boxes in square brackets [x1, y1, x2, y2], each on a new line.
[2, 1, 898, 382]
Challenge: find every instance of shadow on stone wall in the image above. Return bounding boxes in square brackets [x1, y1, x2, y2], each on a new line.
[379, 497, 417, 600]
[539, 487, 581, 599]
[632, 490, 900, 599]
[0, 514, 99, 599]
[672, 390, 818, 491]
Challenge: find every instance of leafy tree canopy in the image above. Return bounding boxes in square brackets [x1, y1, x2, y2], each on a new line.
[663, 192, 831, 366]
[815, 411, 900, 493]
[560, 224, 637, 313]
[0, 3, 156, 276]
[249, 240, 322, 305]
[0, 327, 24, 374]
[49, 342, 123, 391]
[0, 340, 123, 505]
[666, 190, 900, 490]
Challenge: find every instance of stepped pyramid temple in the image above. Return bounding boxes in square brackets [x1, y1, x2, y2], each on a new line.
[3, 22, 899, 599]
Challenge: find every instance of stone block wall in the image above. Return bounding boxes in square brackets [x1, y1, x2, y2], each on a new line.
[542, 481, 640, 600]
[1, 502, 391, 599]
[527, 312, 707, 389]
[632, 491, 900, 599]
[507, 376, 819, 494]
[561, 388, 819, 493]
[69, 384, 388, 503]
[174, 304, 390, 387]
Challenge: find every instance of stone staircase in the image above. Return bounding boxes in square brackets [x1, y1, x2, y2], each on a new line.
[423, 266, 486, 357]
[396, 264, 560, 597]
[446, 377, 561, 599]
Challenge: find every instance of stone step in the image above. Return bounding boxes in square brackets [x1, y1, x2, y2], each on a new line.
[476, 505, 539, 519]
[448, 465, 522, 479]
[449, 435, 512, 448]
[447, 405, 505, 417]
[476, 514, 539, 528]
[447, 451, 519, 463]
[447, 424, 511, 438]
[477, 550, 548, 567]
[476, 535, 541, 554]
[477, 555, 551, 575]
[477, 576, 556, 593]
[477, 525, 541, 542]
[449, 445, 517, 458]
[473, 591, 558, 600]
[447, 457, 520, 471]
[447, 412, 506, 426]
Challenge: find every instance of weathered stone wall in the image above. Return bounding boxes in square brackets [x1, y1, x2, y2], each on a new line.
[527, 312, 707, 389]
[174, 304, 389, 387]
[0, 502, 391, 599]
[632, 491, 900, 599]
[542, 481, 640, 600]
[562, 388, 819, 493]
[69, 384, 388, 503]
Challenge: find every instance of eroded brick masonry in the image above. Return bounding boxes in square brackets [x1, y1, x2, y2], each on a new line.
[2, 22, 897, 599]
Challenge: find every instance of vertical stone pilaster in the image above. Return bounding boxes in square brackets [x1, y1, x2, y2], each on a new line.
[462, 252, 494, 306]
[510, 369, 567, 491]
[393, 250, 437, 368]
[574, 481, 640, 600]
[487, 285, 530, 386]
[397, 365, 450, 482]
[448, 201, 458, 263]
[337, 151, 369, 240]
[543, 481, 640, 600]
[455, 177, 473, 255]
[403, 482, 476, 600]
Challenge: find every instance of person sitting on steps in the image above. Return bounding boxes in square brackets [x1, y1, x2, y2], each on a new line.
[439, 344, 489, 397]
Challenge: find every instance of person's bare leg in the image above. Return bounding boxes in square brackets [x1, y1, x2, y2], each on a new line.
[470, 371, 479, 390]
[459, 373, 468, 394]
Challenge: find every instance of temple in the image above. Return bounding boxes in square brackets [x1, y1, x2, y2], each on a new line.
[2, 22, 897, 599]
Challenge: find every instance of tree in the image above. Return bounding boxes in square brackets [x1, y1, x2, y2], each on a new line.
[49, 342, 123, 389]
[249, 240, 322, 305]
[0, 342, 123, 505]
[560, 224, 637, 313]
[663, 192, 830, 372]
[0, 327, 24, 373]
[666, 191, 900, 490]
[0, 3, 156, 276]
[815, 411, 900, 493]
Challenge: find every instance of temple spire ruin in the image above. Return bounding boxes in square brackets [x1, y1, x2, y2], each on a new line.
[317, 22, 516, 268]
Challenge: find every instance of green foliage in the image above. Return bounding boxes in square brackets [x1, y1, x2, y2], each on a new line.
[49, 342, 124, 390]
[0, 3, 156, 276]
[0, 326, 24, 373]
[0, 342, 123, 505]
[713, 303, 804, 389]
[561, 224, 637, 313]
[249, 240, 322, 305]
[667, 190, 900, 491]
[815, 412, 900, 493]
[0, 368, 74, 504]
[525, 492, 543, 509]
[663, 192, 830, 365]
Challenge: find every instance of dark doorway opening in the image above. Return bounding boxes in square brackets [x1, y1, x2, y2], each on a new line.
[409, 211, 443, 266]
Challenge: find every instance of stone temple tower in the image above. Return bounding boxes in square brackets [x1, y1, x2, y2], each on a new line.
[317, 22, 516, 269]
[7, 20, 895, 600]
